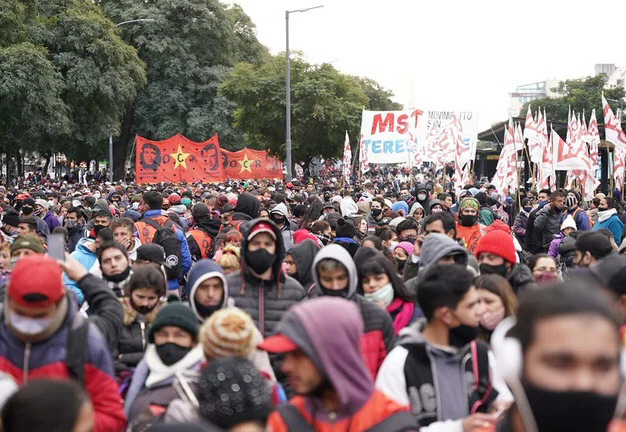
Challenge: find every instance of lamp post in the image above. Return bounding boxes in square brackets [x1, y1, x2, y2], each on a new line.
[109, 18, 156, 182]
[285, 5, 323, 181]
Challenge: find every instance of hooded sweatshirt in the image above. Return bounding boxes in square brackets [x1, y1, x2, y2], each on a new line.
[286, 239, 320, 295]
[234, 193, 261, 221]
[310, 245, 395, 378]
[340, 196, 358, 218]
[418, 233, 468, 275]
[270, 202, 294, 250]
[227, 219, 305, 337]
[267, 297, 412, 431]
[186, 259, 230, 320]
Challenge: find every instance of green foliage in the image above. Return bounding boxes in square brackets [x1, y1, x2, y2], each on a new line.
[522, 75, 625, 123]
[221, 54, 400, 168]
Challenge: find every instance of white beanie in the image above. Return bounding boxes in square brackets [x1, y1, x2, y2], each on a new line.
[35, 199, 49, 210]
[561, 215, 577, 231]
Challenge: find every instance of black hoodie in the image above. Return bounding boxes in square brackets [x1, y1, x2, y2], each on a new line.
[286, 239, 320, 295]
[233, 193, 261, 221]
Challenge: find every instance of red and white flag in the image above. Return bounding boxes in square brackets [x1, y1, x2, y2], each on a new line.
[359, 133, 370, 174]
[602, 94, 626, 185]
[538, 123, 554, 190]
[342, 131, 352, 183]
[514, 122, 525, 152]
[587, 109, 600, 166]
[553, 124, 588, 171]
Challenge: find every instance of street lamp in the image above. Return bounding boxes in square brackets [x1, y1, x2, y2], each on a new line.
[108, 18, 157, 182]
[285, 5, 323, 181]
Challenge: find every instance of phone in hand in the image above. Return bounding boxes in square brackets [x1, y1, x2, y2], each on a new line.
[48, 233, 66, 261]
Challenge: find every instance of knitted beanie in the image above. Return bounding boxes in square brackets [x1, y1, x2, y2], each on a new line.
[335, 218, 357, 239]
[200, 308, 255, 359]
[459, 197, 479, 212]
[474, 230, 516, 264]
[197, 357, 272, 429]
[2, 210, 19, 228]
[148, 302, 199, 342]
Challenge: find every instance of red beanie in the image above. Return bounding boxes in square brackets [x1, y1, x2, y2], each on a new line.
[9, 255, 64, 308]
[485, 219, 511, 234]
[474, 230, 516, 264]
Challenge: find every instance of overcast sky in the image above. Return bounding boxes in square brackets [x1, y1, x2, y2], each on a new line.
[228, 0, 625, 131]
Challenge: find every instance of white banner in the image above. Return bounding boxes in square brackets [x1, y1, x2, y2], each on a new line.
[359, 108, 478, 166]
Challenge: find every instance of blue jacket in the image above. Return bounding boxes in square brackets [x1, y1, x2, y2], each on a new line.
[594, 210, 624, 245]
[63, 238, 97, 304]
[140, 210, 191, 290]
[562, 207, 591, 231]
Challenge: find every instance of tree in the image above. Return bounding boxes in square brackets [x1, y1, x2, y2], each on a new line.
[221, 54, 401, 174]
[522, 75, 625, 123]
[98, 0, 268, 179]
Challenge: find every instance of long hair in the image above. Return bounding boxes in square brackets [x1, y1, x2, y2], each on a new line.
[474, 274, 518, 317]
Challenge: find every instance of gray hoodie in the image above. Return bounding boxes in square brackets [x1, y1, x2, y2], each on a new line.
[270, 202, 294, 249]
[419, 233, 468, 275]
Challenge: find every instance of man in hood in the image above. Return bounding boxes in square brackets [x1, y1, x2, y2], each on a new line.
[0, 210, 19, 244]
[475, 230, 536, 293]
[310, 244, 394, 378]
[261, 297, 417, 432]
[270, 202, 294, 250]
[186, 203, 221, 262]
[64, 207, 86, 253]
[228, 219, 305, 337]
[284, 239, 320, 296]
[233, 192, 261, 222]
[185, 259, 230, 321]
[376, 264, 510, 430]
[414, 184, 430, 214]
[366, 197, 385, 234]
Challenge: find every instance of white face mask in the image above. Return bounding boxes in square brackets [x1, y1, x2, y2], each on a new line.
[364, 283, 394, 307]
[388, 241, 399, 252]
[94, 192, 101, 199]
[8, 310, 52, 335]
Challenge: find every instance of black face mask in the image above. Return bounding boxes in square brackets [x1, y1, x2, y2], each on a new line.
[22, 206, 33, 216]
[371, 208, 382, 217]
[130, 295, 158, 315]
[156, 342, 192, 366]
[479, 263, 509, 277]
[317, 234, 332, 246]
[245, 248, 276, 275]
[103, 265, 131, 283]
[523, 381, 618, 432]
[93, 224, 107, 235]
[460, 214, 478, 227]
[320, 287, 349, 298]
[396, 258, 407, 272]
[448, 324, 478, 348]
[194, 301, 221, 319]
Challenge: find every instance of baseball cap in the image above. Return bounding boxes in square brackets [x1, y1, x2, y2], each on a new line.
[9, 255, 64, 308]
[246, 222, 277, 241]
[257, 333, 298, 353]
[136, 244, 166, 265]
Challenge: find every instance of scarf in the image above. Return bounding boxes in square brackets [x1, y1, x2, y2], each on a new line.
[387, 297, 415, 335]
[144, 344, 203, 388]
[598, 208, 617, 223]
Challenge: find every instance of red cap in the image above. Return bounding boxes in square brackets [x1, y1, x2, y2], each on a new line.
[474, 230, 516, 264]
[168, 193, 181, 205]
[257, 334, 298, 353]
[15, 194, 26, 200]
[9, 255, 64, 308]
[286, 182, 293, 189]
[247, 222, 277, 241]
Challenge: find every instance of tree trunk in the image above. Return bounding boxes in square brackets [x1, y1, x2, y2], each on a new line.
[42, 151, 52, 176]
[113, 103, 136, 181]
[16, 150, 23, 178]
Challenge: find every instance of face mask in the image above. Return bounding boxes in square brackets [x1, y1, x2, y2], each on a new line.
[130, 295, 158, 315]
[132, 202, 140, 210]
[537, 199, 547, 206]
[479, 308, 505, 331]
[65, 220, 77, 229]
[448, 323, 478, 348]
[272, 216, 285, 225]
[396, 258, 407, 272]
[93, 224, 106, 235]
[48, 200, 55, 208]
[156, 342, 191, 366]
[8, 310, 52, 335]
[536, 271, 558, 283]
[371, 208, 382, 217]
[460, 214, 478, 227]
[194, 301, 221, 319]
[320, 287, 349, 298]
[94, 192, 101, 199]
[317, 233, 332, 246]
[103, 266, 130, 283]
[523, 206, 532, 212]
[245, 248, 276, 275]
[418, 193, 427, 201]
[364, 283, 394, 307]
[388, 241, 399, 252]
[21, 206, 33, 216]
[523, 381, 618, 432]
[479, 263, 509, 277]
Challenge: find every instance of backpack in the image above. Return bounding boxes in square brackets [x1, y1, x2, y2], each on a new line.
[276, 404, 417, 432]
[142, 218, 183, 280]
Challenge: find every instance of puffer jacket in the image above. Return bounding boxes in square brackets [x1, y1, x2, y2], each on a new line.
[228, 219, 306, 337]
[310, 244, 395, 378]
[533, 204, 564, 252]
[506, 263, 537, 293]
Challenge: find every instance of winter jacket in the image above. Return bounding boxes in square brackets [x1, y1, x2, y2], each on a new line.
[525, 202, 546, 253]
[234, 192, 261, 220]
[563, 207, 591, 231]
[228, 219, 306, 337]
[63, 237, 98, 304]
[42, 210, 61, 233]
[594, 208, 624, 245]
[310, 245, 395, 378]
[455, 223, 482, 255]
[512, 210, 529, 244]
[114, 298, 164, 375]
[267, 297, 416, 432]
[136, 210, 192, 291]
[286, 239, 320, 296]
[186, 218, 221, 262]
[376, 320, 510, 430]
[271, 203, 294, 250]
[366, 213, 384, 234]
[0, 295, 126, 431]
[533, 204, 564, 252]
[548, 233, 564, 259]
[67, 224, 85, 253]
[506, 263, 537, 293]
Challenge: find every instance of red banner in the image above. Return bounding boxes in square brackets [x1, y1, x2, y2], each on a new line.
[221, 148, 283, 180]
[135, 134, 282, 183]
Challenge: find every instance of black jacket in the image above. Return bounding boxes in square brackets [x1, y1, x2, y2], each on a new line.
[525, 203, 545, 253]
[286, 239, 320, 296]
[506, 264, 536, 294]
[533, 204, 564, 252]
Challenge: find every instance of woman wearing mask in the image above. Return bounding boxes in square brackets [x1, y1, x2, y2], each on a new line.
[593, 196, 624, 245]
[392, 241, 414, 275]
[355, 248, 419, 335]
[474, 274, 518, 341]
[115, 265, 167, 378]
[124, 302, 204, 423]
[528, 253, 559, 284]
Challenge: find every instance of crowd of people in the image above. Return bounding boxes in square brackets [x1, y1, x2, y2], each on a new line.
[0, 172, 625, 431]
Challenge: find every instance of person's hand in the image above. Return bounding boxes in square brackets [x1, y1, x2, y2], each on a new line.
[462, 413, 498, 431]
[119, 236, 131, 250]
[57, 253, 87, 282]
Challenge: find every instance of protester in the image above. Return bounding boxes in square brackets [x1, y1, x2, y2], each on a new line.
[532, 190, 565, 253]
[456, 197, 482, 254]
[186, 258, 231, 321]
[284, 239, 320, 296]
[474, 274, 517, 341]
[110, 217, 141, 261]
[563, 190, 591, 231]
[548, 214, 577, 259]
[512, 197, 532, 245]
[573, 230, 614, 269]
[525, 189, 550, 254]
[594, 196, 624, 245]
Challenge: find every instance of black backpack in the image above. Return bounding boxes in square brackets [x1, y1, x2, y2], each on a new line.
[143, 218, 183, 280]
